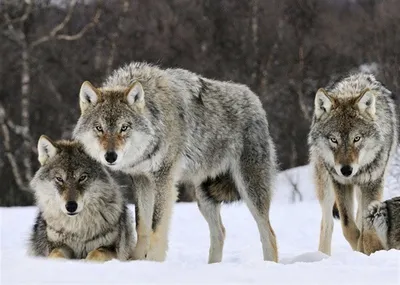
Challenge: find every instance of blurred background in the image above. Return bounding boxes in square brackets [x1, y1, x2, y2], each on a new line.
[1, 0, 399, 206]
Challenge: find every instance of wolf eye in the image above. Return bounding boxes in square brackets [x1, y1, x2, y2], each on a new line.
[55, 176, 64, 183]
[78, 174, 88, 183]
[120, 125, 129, 132]
[95, 125, 103, 133]
[329, 137, 338, 144]
[354, 136, 361, 143]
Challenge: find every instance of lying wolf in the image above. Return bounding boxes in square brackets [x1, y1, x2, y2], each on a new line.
[366, 197, 400, 250]
[29, 136, 136, 262]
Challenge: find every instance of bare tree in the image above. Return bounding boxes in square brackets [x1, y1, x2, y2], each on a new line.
[0, 0, 101, 191]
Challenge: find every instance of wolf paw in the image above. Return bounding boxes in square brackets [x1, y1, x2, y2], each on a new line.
[131, 237, 150, 260]
[131, 248, 148, 260]
[86, 248, 115, 263]
[48, 248, 67, 259]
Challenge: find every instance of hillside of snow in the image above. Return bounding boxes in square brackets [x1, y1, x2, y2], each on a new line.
[1, 165, 399, 285]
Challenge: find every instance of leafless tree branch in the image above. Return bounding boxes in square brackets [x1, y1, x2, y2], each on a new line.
[56, 9, 101, 41]
[31, 0, 101, 47]
[0, 103, 30, 192]
[285, 171, 303, 203]
[30, 0, 77, 47]
[3, 12, 26, 43]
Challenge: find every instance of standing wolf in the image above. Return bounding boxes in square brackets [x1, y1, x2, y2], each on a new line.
[308, 73, 398, 255]
[29, 136, 136, 261]
[73, 62, 278, 263]
[366, 197, 400, 250]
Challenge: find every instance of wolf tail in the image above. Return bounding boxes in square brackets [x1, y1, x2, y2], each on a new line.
[332, 202, 340, 219]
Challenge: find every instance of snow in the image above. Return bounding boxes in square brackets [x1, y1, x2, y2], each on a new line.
[1, 165, 399, 285]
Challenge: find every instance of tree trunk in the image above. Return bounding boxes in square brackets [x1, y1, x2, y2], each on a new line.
[251, 0, 259, 85]
[21, 41, 33, 183]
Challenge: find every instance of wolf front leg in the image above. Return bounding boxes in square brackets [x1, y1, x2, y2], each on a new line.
[315, 163, 335, 255]
[333, 182, 360, 251]
[358, 180, 384, 255]
[146, 167, 177, 262]
[132, 174, 155, 261]
[132, 169, 177, 262]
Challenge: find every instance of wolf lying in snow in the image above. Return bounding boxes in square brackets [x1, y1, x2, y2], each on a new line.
[29, 136, 136, 262]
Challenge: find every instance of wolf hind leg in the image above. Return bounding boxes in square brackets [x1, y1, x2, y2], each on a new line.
[315, 164, 335, 255]
[196, 182, 226, 264]
[232, 164, 278, 262]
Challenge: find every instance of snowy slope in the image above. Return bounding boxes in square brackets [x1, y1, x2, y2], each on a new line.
[1, 166, 399, 285]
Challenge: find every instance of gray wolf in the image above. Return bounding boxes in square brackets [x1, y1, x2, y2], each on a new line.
[73, 62, 278, 263]
[308, 73, 398, 255]
[28, 136, 136, 262]
[366, 197, 400, 250]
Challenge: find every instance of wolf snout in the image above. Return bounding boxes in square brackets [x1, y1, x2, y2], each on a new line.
[340, 165, 353, 177]
[104, 151, 118, 164]
[65, 201, 78, 215]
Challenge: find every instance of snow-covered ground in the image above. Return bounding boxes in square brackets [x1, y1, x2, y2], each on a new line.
[1, 165, 399, 285]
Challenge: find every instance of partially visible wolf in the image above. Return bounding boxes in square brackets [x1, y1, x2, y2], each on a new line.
[366, 197, 400, 250]
[29, 136, 136, 261]
[73, 62, 278, 263]
[308, 73, 398, 255]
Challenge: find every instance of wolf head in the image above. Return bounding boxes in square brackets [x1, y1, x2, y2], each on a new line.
[309, 87, 381, 179]
[73, 81, 155, 170]
[30, 136, 114, 217]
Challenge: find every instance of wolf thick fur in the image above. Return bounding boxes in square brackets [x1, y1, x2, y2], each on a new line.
[29, 137, 136, 261]
[73, 62, 278, 263]
[308, 73, 398, 255]
[366, 197, 400, 250]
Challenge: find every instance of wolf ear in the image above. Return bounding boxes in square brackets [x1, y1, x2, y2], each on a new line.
[126, 82, 145, 108]
[314, 88, 333, 119]
[37, 135, 57, 165]
[79, 81, 99, 113]
[356, 89, 376, 118]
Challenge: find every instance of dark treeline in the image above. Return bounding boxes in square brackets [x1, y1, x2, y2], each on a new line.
[1, 0, 399, 206]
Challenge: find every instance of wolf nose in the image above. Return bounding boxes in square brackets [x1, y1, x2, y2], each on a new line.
[105, 151, 118, 163]
[340, 165, 353, 177]
[65, 201, 78, 213]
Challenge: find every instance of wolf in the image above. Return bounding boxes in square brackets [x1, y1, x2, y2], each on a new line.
[366, 197, 400, 250]
[73, 62, 278, 263]
[28, 136, 136, 262]
[308, 73, 398, 255]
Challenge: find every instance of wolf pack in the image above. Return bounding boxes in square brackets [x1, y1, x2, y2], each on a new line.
[28, 62, 400, 263]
